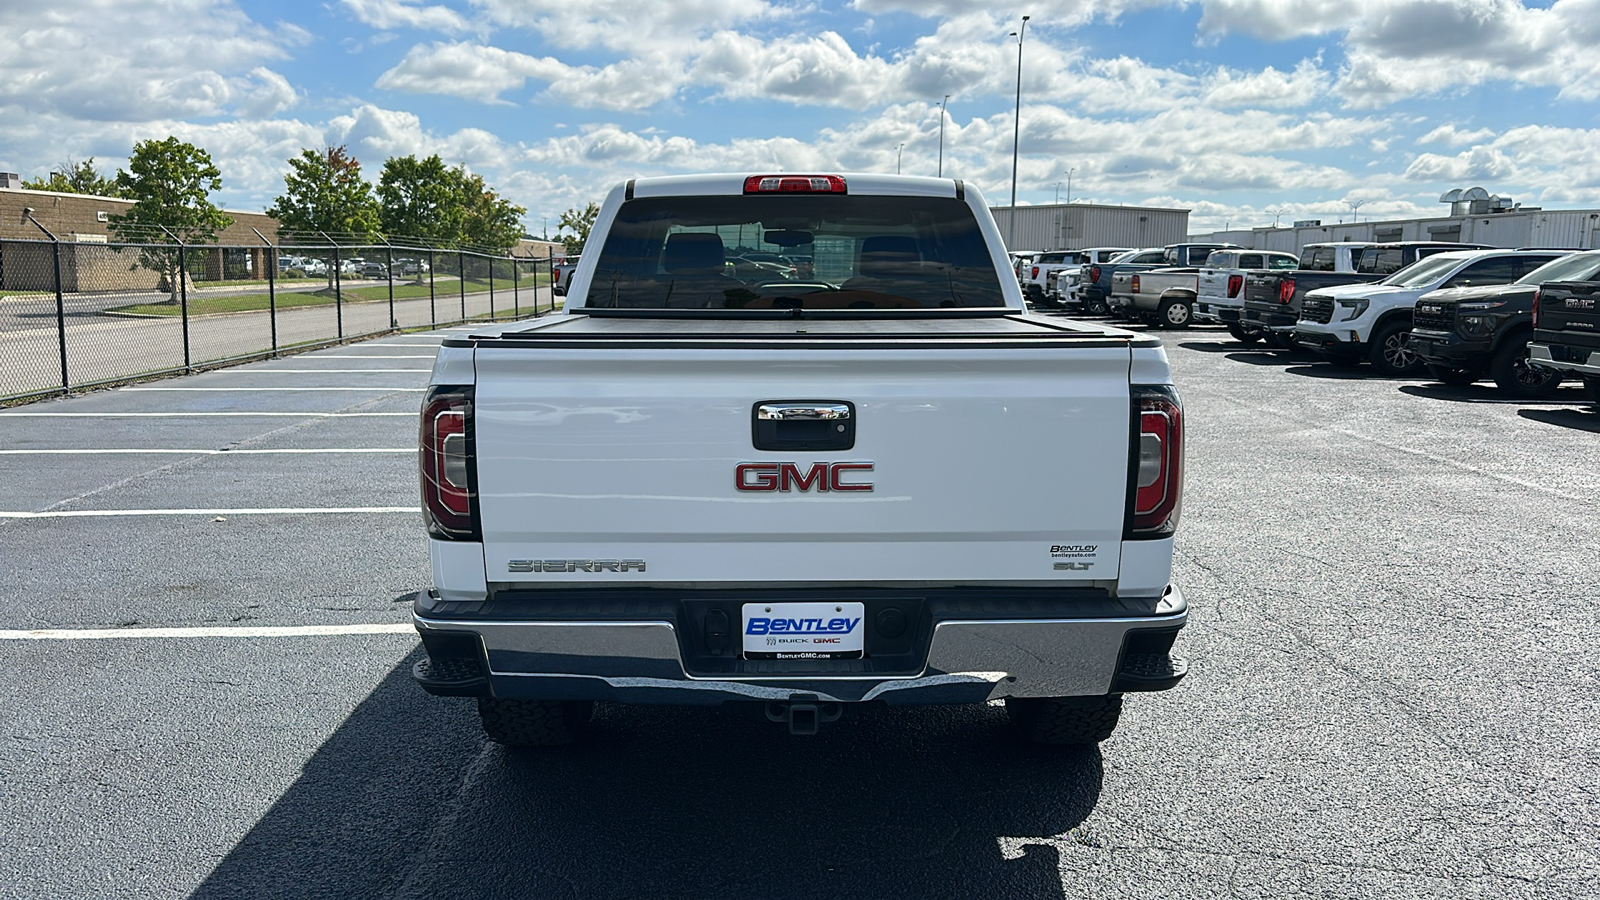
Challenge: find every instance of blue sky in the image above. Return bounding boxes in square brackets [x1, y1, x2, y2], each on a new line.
[2, 0, 1598, 235]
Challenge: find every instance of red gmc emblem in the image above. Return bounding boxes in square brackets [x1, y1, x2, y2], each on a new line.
[735, 462, 874, 492]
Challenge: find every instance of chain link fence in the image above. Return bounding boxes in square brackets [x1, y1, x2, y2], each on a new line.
[0, 236, 562, 403]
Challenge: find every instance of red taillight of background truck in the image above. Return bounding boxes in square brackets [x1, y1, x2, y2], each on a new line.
[1278, 278, 1296, 304]
[1227, 275, 1243, 298]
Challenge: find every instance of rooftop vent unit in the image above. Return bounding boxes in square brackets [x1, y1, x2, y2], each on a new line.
[0, 173, 21, 189]
[1440, 187, 1516, 216]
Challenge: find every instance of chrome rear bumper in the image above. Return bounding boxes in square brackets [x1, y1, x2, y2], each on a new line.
[414, 584, 1187, 705]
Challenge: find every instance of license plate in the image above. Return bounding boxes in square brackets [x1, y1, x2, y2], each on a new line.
[742, 601, 865, 660]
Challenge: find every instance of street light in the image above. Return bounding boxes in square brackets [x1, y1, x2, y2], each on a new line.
[1052, 181, 1064, 204]
[1348, 199, 1368, 223]
[897, 142, 905, 175]
[1265, 206, 1287, 228]
[1065, 166, 1075, 204]
[1008, 14, 1030, 248]
[938, 94, 950, 178]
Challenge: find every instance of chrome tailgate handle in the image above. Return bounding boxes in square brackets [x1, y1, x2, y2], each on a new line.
[752, 401, 855, 451]
[757, 403, 852, 421]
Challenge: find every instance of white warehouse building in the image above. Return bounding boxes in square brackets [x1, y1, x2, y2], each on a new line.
[1190, 196, 1600, 255]
[990, 203, 1190, 253]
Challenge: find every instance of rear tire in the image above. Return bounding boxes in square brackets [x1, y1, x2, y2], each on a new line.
[1158, 297, 1193, 329]
[1368, 321, 1425, 376]
[1007, 695, 1122, 745]
[1490, 335, 1561, 397]
[1426, 363, 1481, 386]
[1226, 324, 1262, 344]
[1085, 296, 1109, 316]
[477, 698, 593, 747]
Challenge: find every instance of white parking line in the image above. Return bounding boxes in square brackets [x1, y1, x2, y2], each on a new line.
[238, 369, 433, 373]
[0, 448, 414, 455]
[0, 623, 415, 640]
[0, 506, 417, 518]
[0, 412, 413, 418]
[122, 387, 426, 392]
[308, 355, 437, 359]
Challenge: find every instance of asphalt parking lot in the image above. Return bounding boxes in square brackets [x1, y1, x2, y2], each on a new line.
[1, 321, 1597, 899]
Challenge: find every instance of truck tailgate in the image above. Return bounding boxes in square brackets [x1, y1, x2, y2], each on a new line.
[469, 318, 1135, 586]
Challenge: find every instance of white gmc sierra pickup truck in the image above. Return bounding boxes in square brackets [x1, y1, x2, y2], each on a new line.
[412, 173, 1189, 747]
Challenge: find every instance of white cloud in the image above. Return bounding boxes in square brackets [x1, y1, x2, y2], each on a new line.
[474, 0, 776, 51]
[340, 0, 473, 33]
[236, 68, 299, 119]
[1199, 0, 1600, 106]
[1202, 59, 1330, 108]
[0, 0, 303, 122]
[375, 42, 685, 109]
[1418, 124, 1495, 146]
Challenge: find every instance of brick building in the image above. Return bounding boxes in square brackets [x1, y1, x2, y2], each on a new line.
[0, 186, 281, 292]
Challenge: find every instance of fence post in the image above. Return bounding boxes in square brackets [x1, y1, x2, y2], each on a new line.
[322, 231, 343, 339]
[22, 215, 68, 391]
[546, 245, 555, 316]
[459, 250, 466, 321]
[178, 240, 191, 370]
[488, 254, 496, 321]
[385, 242, 396, 329]
[513, 256, 520, 317]
[428, 249, 436, 326]
[250, 227, 277, 355]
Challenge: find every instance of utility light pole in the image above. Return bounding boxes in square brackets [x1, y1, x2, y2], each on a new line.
[1348, 199, 1368, 223]
[1053, 181, 1064, 204]
[1266, 206, 1287, 228]
[938, 94, 950, 178]
[897, 143, 905, 175]
[1008, 14, 1030, 248]
[1065, 166, 1075, 204]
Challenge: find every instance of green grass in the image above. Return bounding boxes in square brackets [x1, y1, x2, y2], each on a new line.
[110, 275, 550, 317]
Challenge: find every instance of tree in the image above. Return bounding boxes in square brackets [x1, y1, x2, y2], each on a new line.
[558, 202, 600, 256]
[22, 158, 122, 197]
[376, 154, 460, 245]
[266, 146, 381, 242]
[108, 137, 233, 302]
[451, 166, 525, 253]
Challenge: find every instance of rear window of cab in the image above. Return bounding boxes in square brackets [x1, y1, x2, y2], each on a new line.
[583, 195, 1005, 310]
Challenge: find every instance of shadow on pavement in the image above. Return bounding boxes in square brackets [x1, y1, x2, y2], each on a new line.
[1517, 406, 1600, 433]
[1398, 384, 1591, 405]
[1224, 351, 1299, 367]
[1283, 364, 1411, 381]
[191, 653, 1103, 900]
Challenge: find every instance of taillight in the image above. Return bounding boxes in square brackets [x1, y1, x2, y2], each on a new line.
[1532, 287, 1540, 328]
[1127, 386, 1183, 539]
[1278, 278, 1295, 304]
[1090, 266, 1102, 284]
[743, 175, 847, 194]
[420, 386, 478, 541]
[1227, 274, 1243, 297]
[1031, 266, 1040, 279]
[1131, 274, 1141, 293]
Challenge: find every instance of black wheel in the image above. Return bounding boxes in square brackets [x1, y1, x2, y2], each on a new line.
[477, 698, 593, 747]
[1426, 363, 1481, 386]
[1490, 336, 1561, 397]
[1006, 695, 1123, 745]
[1368, 321, 1425, 376]
[1158, 298, 1193, 329]
[1085, 296, 1109, 316]
[1583, 375, 1600, 403]
[1226, 323, 1262, 344]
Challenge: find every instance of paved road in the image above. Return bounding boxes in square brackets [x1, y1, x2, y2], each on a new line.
[0, 321, 1595, 898]
[0, 283, 555, 399]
